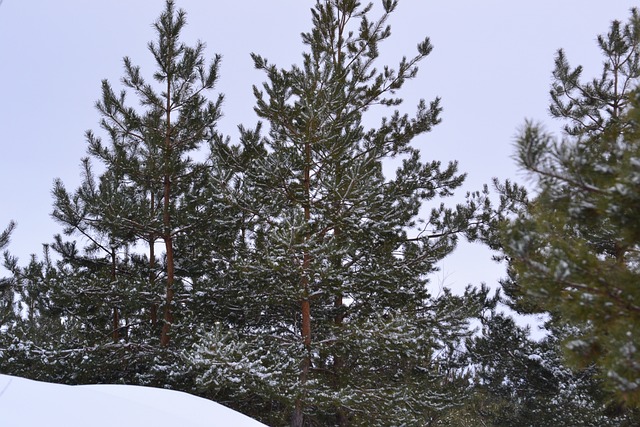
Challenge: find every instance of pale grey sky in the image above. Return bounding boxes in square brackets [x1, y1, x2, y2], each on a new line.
[0, 1, 637, 302]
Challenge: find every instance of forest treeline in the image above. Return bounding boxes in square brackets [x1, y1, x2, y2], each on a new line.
[1, 1, 640, 426]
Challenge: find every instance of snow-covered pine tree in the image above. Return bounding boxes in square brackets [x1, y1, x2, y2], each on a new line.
[503, 8, 640, 405]
[447, 313, 637, 426]
[549, 8, 640, 138]
[52, 0, 226, 349]
[51, 163, 146, 344]
[0, 221, 17, 340]
[0, 245, 89, 383]
[190, 1, 492, 425]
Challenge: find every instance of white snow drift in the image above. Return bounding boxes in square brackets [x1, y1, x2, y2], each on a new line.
[0, 374, 266, 426]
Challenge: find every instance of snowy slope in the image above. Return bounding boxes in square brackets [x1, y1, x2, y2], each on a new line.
[0, 374, 266, 426]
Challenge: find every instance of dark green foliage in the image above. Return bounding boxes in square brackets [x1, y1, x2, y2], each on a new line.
[187, 1, 496, 425]
[550, 8, 640, 137]
[8, 1, 640, 426]
[0, 221, 16, 331]
[437, 312, 639, 426]
[501, 8, 640, 405]
[1, 0, 231, 389]
[49, 0, 227, 348]
[0, 221, 14, 252]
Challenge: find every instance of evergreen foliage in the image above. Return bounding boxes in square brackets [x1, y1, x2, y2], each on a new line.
[0, 221, 16, 335]
[1, 0, 231, 390]
[502, 8, 640, 405]
[452, 314, 637, 426]
[5, 1, 640, 426]
[0, 221, 14, 252]
[188, 1, 494, 425]
[549, 8, 640, 137]
[50, 0, 226, 349]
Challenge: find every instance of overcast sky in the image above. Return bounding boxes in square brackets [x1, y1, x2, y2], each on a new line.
[0, 1, 637, 304]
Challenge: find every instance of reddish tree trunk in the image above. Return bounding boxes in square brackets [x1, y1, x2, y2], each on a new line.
[160, 233, 175, 347]
[149, 234, 158, 328]
[149, 193, 158, 328]
[111, 249, 119, 342]
[292, 137, 313, 427]
[160, 77, 174, 348]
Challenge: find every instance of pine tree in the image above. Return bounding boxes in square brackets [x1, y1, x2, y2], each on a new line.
[51, 163, 146, 344]
[502, 8, 640, 404]
[0, 1, 240, 394]
[444, 312, 637, 426]
[190, 1, 493, 425]
[549, 8, 640, 138]
[0, 221, 16, 332]
[0, 246, 82, 382]
[51, 0, 225, 349]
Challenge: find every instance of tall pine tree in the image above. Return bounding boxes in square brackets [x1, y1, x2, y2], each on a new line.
[502, 8, 640, 404]
[190, 1, 493, 425]
[52, 0, 225, 349]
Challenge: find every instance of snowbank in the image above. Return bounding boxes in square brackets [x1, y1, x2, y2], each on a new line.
[0, 374, 266, 426]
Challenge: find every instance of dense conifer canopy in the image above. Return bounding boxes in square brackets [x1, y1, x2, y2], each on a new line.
[502, 7, 640, 406]
[1, 1, 640, 425]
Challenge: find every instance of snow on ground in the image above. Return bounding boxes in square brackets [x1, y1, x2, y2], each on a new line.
[0, 374, 266, 426]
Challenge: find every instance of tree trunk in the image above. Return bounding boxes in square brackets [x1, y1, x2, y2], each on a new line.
[149, 192, 159, 329]
[160, 77, 174, 348]
[111, 248, 119, 342]
[291, 400, 305, 427]
[160, 232, 175, 347]
[292, 137, 313, 427]
[334, 293, 347, 426]
[332, 170, 346, 425]
[301, 252, 312, 350]
[149, 233, 158, 328]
